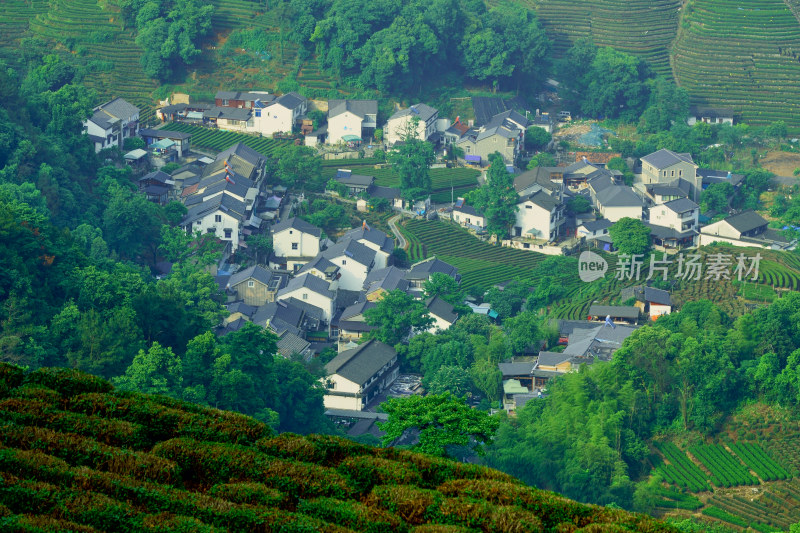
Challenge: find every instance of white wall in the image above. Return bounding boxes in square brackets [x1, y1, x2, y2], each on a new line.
[252, 105, 293, 136]
[323, 375, 362, 410]
[386, 113, 436, 145]
[189, 210, 241, 250]
[330, 255, 370, 291]
[453, 211, 486, 228]
[273, 228, 320, 258]
[328, 111, 363, 144]
[699, 220, 739, 240]
[600, 205, 642, 223]
[276, 286, 333, 321]
[514, 200, 552, 239]
[427, 313, 454, 334]
[650, 303, 671, 319]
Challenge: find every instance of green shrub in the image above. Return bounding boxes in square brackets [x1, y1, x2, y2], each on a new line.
[339, 455, 423, 494]
[24, 368, 112, 397]
[298, 497, 405, 532]
[208, 482, 285, 507]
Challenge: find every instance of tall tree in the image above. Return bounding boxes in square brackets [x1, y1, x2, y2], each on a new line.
[466, 153, 518, 239]
[608, 217, 650, 256]
[365, 289, 433, 346]
[388, 117, 435, 202]
[379, 393, 499, 458]
[113, 341, 183, 396]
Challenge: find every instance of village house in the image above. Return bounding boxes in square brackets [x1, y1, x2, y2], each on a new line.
[452, 200, 486, 229]
[647, 197, 699, 249]
[687, 106, 734, 126]
[327, 99, 378, 145]
[698, 210, 797, 250]
[181, 194, 249, 251]
[405, 257, 460, 296]
[276, 273, 336, 323]
[587, 174, 643, 222]
[251, 92, 308, 136]
[512, 190, 565, 242]
[297, 255, 341, 286]
[139, 128, 191, 158]
[366, 184, 404, 210]
[457, 123, 520, 166]
[252, 299, 322, 338]
[341, 225, 394, 269]
[620, 285, 672, 321]
[270, 217, 322, 272]
[137, 170, 174, 205]
[320, 238, 377, 291]
[640, 149, 701, 201]
[215, 90, 274, 109]
[276, 330, 312, 360]
[226, 265, 288, 307]
[587, 304, 639, 325]
[334, 169, 374, 195]
[385, 103, 438, 145]
[363, 266, 410, 301]
[83, 97, 140, 153]
[333, 300, 377, 346]
[323, 339, 399, 411]
[424, 296, 458, 333]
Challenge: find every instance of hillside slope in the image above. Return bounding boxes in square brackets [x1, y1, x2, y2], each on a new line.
[0, 364, 678, 532]
[531, 0, 681, 78]
[672, 0, 800, 125]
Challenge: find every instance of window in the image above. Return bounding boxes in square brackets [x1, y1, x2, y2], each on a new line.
[222, 99, 229, 106]
[224, 229, 232, 239]
[291, 243, 298, 250]
[214, 214, 223, 223]
[525, 205, 532, 209]
[302, 293, 308, 300]
[247, 281, 255, 288]
[289, 230, 293, 234]
[255, 109, 261, 117]
[342, 260, 347, 265]
[679, 170, 683, 176]
[671, 170, 675, 176]
[523, 243, 530, 249]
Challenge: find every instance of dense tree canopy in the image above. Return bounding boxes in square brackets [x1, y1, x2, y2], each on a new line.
[466, 153, 518, 239]
[609, 217, 651, 255]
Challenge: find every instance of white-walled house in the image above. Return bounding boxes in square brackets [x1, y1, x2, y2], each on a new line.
[341, 225, 394, 269]
[385, 103, 438, 145]
[276, 273, 335, 322]
[181, 194, 248, 251]
[588, 175, 643, 222]
[699, 210, 796, 250]
[513, 190, 564, 241]
[251, 92, 307, 136]
[452, 202, 486, 229]
[640, 149, 701, 201]
[84, 98, 140, 153]
[270, 217, 322, 271]
[577, 219, 613, 242]
[323, 339, 399, 411]
[425, 296, 458, 333]
[321, 238, 377, 291]
[327, 100, 378, 144]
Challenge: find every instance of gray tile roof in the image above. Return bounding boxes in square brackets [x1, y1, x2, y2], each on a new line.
[644, 287, 671, 306]
[389, 103, 438, 122]
[271, 217, 322, 237]
[484, 109, 530, 130]
[367, 184, 401, 200]
[520, 190, 560, 211]
[96, 97, 139, 121]
[328, 99, 378, 119]
[215, 91, 274, 102]
[650, 185, 688, 198]
[363, 266, 410, 295]
[663, 198, 698, 214]
[537, 351, 572, 367]
[139, 128, 191, 140]
[336, 172, 374, 187]
[139, 170, 172, 184]
[513, 167, 562, 194]
[297, 255, 339, 277]
[640, 149, 695, 169]
[203, 142, 264, 181]
[723, 210, 768, 233]
[588, 305, 639, 319]
[343, 226, 394, 254]
[228, 265, 279, 288]
[580, 219, 613, 232]
[406, 257, 458, 281]
[498, 362, 535, 377]
[453, 203, 483, 217]
[474, 124, 518, 142]
[325, 339, 397, 385]
[277, 273, 334, 300]
[340, 300, 376, 321]
[252, 300, 304, 329]
[273, 92, 306, 110]
[204, 106, 252, 121]
[425, 296, 458, 324]
[182, 193, 248, 225]
[471, 96, 510, 127]
[596, 186, 643, 208]
[225, 302, 256, 317]
[276, 331, 310, 358]
[322, 238, 376, 268]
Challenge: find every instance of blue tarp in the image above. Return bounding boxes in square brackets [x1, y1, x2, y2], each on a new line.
[465, 155, 481, 163]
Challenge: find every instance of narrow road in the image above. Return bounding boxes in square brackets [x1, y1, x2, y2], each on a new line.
[388, 213, 407, 250]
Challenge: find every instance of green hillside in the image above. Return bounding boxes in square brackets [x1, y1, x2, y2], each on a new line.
[531, 0, 681, 77]
[672, 0, 800, 125]
[0, 364, 678, 532]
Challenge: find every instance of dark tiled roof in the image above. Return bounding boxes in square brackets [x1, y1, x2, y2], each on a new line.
[596, 186, 643, 208]
[343, 226, 394, 254]
[226, 302, 257, 317]
[204, 107, 252, 121]
[139, 128, 192, 140]
[406, 257, 458, 281]
[471, 96, 509, 127]
[663, 198, 698, 214]
[498, 362, 535, 377]
[484, 109, 530, 130]
[276, 331, 310, 358]
[650, 185, 687, 198]
[367, 185, 401, 199]
[724, 210, 768, 233]
[328, 99, 378, 119]
[453, 203, 482, 217]
[297, 255, 339, 277]
[640, 149, 695, 169]
[537, 351, 572, 367]
[520, 190, 560, 211]
[336, 172, 374, 187]
[363, 266, 410, 296]
[322, 239, 376, 268]
[340, 300, 376, 321]
[513, 167, 562, 193]
[588, 305, 639, 319]
[229, 265, 278, 288]
[182, 194, 248, 225]
[325, 339, 396, 385]
[277, 273, 334, 300]
[644, 287, 671, 306]
[425, 296, 458, 324]
[273, 92, 306, 110]
[389, 103, 438, 122]
[96, 97, 139, 121]
[271, 217, 322, 237]
[139, 170, 172, 184]
[580, 219, 613, 232]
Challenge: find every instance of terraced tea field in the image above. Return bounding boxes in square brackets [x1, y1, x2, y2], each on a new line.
[164, 123, 292, 156]
[672, 0, 800, 125]
[531, 0, 681, 77]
